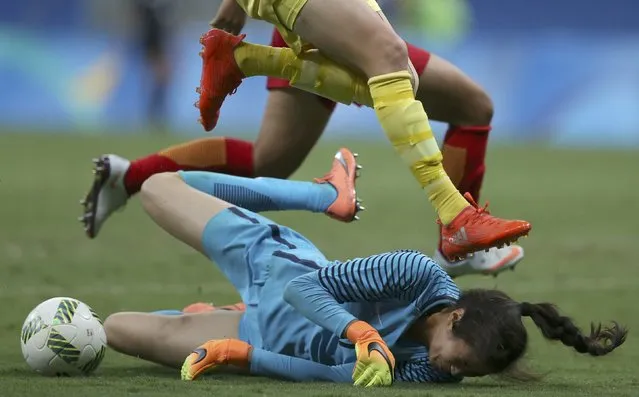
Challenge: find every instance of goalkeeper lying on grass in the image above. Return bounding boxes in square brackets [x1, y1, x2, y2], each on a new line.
[103, 148, 626, 387]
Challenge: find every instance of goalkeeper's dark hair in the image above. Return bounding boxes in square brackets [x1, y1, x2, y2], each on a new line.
[448, 289, 627, 377]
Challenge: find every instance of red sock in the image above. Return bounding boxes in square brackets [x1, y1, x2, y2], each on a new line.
[439, 126, 490, 253]
[123, 137, 254, 195]
[443, 125, 491, 201]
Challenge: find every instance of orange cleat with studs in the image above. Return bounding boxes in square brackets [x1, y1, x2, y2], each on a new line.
[439, 193, 531, 261]
[196, 29, 246, 131]
[314, 148, 365, 223]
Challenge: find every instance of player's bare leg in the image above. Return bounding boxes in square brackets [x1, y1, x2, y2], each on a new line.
[414, 55, 493, 127]
[139, 172, 233, 254]
[104, 310, 242, 368]
[253, 89, 332, 178]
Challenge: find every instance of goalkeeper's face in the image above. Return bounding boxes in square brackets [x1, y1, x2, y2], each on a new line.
[437, 289, 529, 378]
[426, 309, 485, 377]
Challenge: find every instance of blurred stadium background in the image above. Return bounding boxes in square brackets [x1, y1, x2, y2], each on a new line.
[2, 0, 638, 144]
[1, 1, 638, 396]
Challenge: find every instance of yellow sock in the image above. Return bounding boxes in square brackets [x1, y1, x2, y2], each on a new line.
[368, 71, 469, 224]
[233, 42, 372, 106]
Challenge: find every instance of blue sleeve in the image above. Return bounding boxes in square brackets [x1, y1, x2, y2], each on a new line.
[283, 250, 459, 338]
[395, 359, 463, 383]
[250, 348, 353, 382]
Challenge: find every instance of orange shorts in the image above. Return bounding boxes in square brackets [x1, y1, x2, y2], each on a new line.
[266, 28, 432, 111]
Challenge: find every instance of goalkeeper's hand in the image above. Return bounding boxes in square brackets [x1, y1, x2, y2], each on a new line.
[346, 320, 395, 387]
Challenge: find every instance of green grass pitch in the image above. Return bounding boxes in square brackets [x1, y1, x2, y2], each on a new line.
[0, 133, 637, 396]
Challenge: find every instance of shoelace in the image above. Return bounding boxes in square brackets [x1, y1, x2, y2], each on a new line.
[436, 193, 492, 226]
[463, 192, 503, 226]
[463, 192, 491, 215]
[314, 173, 332, 184]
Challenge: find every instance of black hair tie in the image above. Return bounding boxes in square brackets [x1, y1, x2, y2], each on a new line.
[519, 302, 533, 316]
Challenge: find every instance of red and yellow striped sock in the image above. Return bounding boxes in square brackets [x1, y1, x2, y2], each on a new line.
[123, 137, 254, 195]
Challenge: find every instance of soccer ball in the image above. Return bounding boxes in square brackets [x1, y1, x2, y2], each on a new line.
[20, 297, 107, 376]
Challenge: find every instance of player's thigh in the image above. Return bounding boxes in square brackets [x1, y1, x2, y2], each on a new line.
[104, 311, 243, 368]
[292, 0, 408, 78]
[141, 172, 307, 307]
[254, 88, 333, 179]
[139, 172, 232, 255]
[416, 54, 494, 126]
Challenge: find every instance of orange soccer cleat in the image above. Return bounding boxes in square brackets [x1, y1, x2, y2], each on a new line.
[181, 339, 252, 381]
[314, 148, 365, 223]
[439, 193, 531, 261]
[196, 29, 246, 131]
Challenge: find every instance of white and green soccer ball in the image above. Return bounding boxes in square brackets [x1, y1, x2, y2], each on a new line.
[20, 297, 107, 376]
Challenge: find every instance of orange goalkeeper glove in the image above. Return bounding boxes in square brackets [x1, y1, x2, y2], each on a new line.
[346, 320, 395, 387]
[181, 339, 252, 381]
